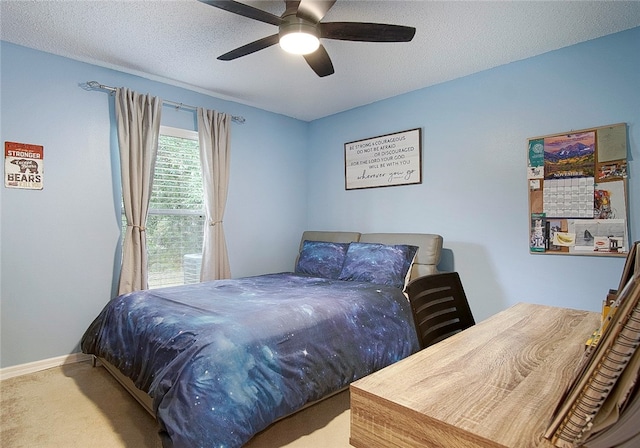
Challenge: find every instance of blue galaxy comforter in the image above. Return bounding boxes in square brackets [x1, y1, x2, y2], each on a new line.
[81, 273, 419, 447]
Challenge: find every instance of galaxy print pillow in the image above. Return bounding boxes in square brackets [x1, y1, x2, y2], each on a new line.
[338, 242, 418, 289]
[295, 240, 350, 279]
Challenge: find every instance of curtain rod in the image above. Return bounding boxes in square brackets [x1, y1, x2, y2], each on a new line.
[81, 81, 246, 124]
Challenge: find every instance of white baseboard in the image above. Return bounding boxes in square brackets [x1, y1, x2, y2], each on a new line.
[0, 352, 93, 381]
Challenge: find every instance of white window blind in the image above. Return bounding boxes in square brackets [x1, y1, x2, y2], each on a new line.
[123, 126, 204, 289]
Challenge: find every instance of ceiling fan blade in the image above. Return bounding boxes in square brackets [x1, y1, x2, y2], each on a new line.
[303, 44, 334, 77]
[296, 0, 336, 23]
[218, 34, 280, 61]
[321, 22, 416, 42]
[199, 0, 283, 26]
[284, 1, 301, 15]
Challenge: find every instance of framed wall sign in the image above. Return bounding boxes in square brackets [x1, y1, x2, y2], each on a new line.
[344, 128, 422, 190]
[4, 141, 44, 190]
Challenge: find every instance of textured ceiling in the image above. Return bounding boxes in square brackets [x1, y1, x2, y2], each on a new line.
[2, 1, 639, 121]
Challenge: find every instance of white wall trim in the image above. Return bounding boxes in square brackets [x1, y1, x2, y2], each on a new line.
[0, 353, 93, 381]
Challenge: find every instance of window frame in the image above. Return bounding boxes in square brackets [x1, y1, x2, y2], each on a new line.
[122, 125, 206, 289]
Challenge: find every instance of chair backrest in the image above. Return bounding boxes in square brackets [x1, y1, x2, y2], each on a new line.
[406, 272, 475, 349]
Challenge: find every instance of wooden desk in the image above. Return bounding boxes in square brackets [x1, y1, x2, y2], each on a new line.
[350, 303, 600, 448]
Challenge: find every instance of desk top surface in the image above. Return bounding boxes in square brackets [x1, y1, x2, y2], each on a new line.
[350, 302, 601, 448]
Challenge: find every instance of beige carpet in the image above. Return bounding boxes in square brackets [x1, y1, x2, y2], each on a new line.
[0, 360, 352, 447]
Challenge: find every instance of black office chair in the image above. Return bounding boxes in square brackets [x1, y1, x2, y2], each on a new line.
[406, 272, 475, 349]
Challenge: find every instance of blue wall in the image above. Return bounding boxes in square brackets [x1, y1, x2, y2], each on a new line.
[1, 27, 638, 368]
[0, 42, 308, 368]
[307, 27, 639, 321]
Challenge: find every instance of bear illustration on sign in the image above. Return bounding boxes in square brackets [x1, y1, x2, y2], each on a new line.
[11, 159, 39, 174]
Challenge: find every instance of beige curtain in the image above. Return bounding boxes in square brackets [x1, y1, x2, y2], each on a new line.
[116, 87, 162, 294]
[197, 107, 231, 281]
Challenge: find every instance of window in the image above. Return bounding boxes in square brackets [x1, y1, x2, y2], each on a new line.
[123, 126, 204, 289]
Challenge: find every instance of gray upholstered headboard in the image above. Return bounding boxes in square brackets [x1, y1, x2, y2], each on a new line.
[298, 231, 443, 279]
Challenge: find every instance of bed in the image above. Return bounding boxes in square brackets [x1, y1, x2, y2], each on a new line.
[81, 231, 443, 447]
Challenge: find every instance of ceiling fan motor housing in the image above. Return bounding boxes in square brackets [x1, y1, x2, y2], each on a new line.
[279, 15, 319, 37]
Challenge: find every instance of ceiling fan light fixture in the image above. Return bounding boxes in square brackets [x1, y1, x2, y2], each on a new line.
[204, 0, 416, 77]
[279, 20, 320, 55]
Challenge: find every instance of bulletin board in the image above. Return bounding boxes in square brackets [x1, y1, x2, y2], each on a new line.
[528, 123, 630, 257]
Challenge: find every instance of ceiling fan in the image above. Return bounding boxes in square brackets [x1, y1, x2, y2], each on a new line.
[199, 0, 416, 77]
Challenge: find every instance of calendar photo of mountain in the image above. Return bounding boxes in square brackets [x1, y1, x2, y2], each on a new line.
[544, 131, 595, 179]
